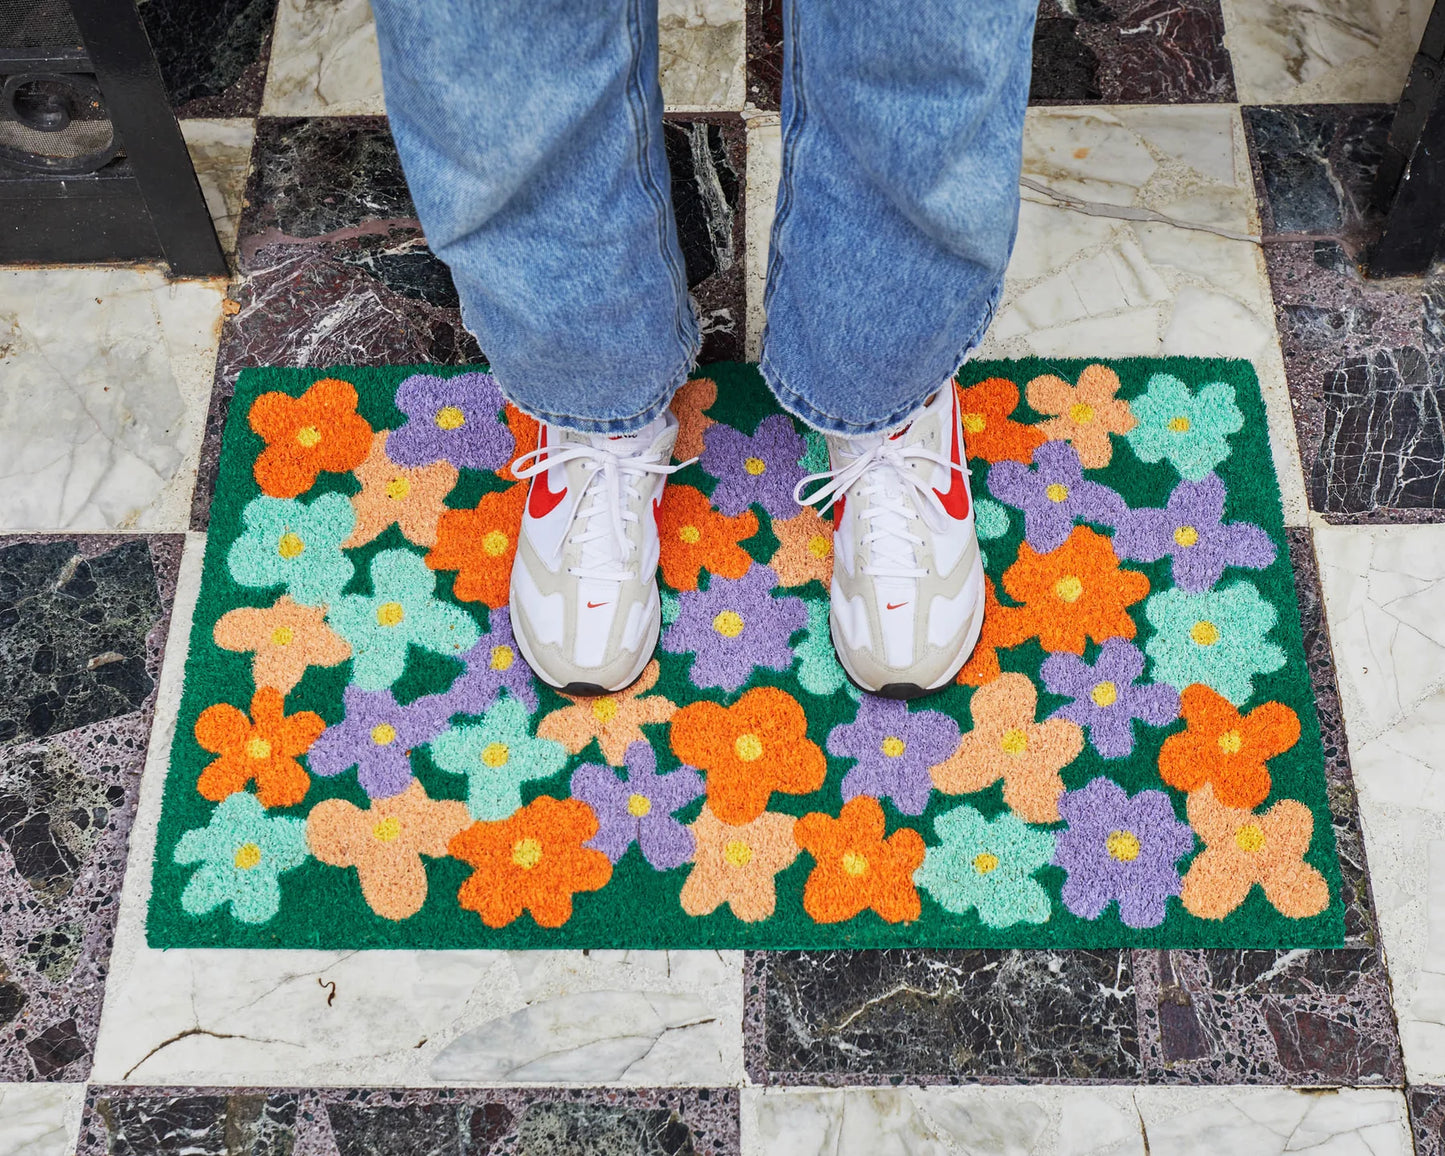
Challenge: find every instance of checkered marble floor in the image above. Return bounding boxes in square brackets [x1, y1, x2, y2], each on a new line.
[2, 0, 1443, 1151]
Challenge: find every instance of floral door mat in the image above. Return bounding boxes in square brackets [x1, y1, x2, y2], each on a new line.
[148, 359, 1344, 949]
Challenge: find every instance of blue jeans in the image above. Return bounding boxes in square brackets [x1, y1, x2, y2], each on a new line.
[370, 0, 1035, 435]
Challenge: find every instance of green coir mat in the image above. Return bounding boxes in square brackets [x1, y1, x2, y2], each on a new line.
[147, 359, 1344, 949]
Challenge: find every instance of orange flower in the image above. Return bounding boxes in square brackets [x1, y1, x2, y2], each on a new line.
[212, 595, 351, 694]
[449, 796, 613, 928]
[1180, 785, 1329, 920]
[307, 780, 471, 920]
[537, 659, 677, 763]
[954, 378, 1046, 464]
[1160, 685, 1300, 809]
[794, 796, 925, 924]
[343, 430, 459, 548]
[670, 377, 718, 460]
[671, 687, 826, 824]
[496, 404, 539, 482]
[931, 672, 1084, 823]
[425, 482, 528, 607]
[1002, 526, 1149, 654]
[1025, 364, 1137, 468]
[656, 483, 757, 591]
[194, 686, 325, 808]
[768, 506, 834, 587]
[249, 377, 373, 498]
[680, 806, 800, 922]
[956, 576, 1025, 686]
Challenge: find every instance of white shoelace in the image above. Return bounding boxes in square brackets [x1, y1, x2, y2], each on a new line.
[511, 435, 692, 581]
[794, 438, 964, 580]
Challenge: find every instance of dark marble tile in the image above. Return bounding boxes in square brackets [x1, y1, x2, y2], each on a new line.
[745, 0, 783, 111]
[747, 949, 1141, 1084]
[1410, 1087, 1445, 1156]
[77, 1087, 740, 1155]
[0, 535, 181, 1082]
[137, 0, 280, 118]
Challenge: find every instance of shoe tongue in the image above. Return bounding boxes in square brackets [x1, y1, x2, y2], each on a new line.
[591, 413, 668, 455]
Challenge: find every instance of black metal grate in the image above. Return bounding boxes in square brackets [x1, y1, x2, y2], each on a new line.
[0, 0, 86, 67]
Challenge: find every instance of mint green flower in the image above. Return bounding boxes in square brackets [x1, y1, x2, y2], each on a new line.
[914, 805, 1054, 928]
[662, 591, 681, 625]
[1124, 374, 1243, 481]
[800, 428, 829, 474]
[1144, 582, 1285, 705]
[327, 549, 479, 689]
[174, 792, 309, 924]
[431, 697, 567, 819]
[227, 494, 356, 605]
[974, 497, 1009, 569]
[796, 600, 850, 698]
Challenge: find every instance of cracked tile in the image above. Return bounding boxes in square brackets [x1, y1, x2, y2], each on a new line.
[0, 1082, 86, 1156]
[660, 0, 747, 110]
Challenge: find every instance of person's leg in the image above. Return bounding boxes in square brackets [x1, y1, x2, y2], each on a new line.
[370, 0, 697, 434]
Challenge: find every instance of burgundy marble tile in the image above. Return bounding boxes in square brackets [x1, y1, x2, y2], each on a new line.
[745, 0, 784, 111]
[0, 535, 181, 1081]
[1411, 1087, 1445, 1156]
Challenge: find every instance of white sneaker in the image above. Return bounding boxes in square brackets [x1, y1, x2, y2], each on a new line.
[508, 411, 684, 694]
[795, 383, 985, 698]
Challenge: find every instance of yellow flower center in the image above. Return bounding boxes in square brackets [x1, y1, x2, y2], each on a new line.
[972, 852, 999, 874]
[245, 737, 272, 760]
[744, 456, 767, 476]
[1168, 416, 1191, 433]
[372, 816, 402, 842]
[880, 736, 906, 758]
[961, 412, 986, 434]
[1190, 620, 1220, 646]
[1045, 482, 1070, 503]
[713, 610, 745, 638]
[296, 425, 322, 448]
[734, 733, 763, 762]
[490, 645, 514, 671]
[1235, 824, 1266, 853]
[678, 524, 701, 545]
[1054, 575, 1084, 603]
[233, 842, 262, 870]
[1070, 402, 1095, 424]
[277, 532, 305, 559]
[627, 793, 652, 817]
[371, 723, 397, 746]
[591, 697, 619, 724]
[1091, 681, 1118, 707]
[435, 406, 466, 431]
[481, 742, 509, 768]
[1000, 728, 1029, 756]
[269, 626, 294, 646]
[511, 837, 543, 869]
[376, 601, 405, 627]
[724, 839, 753, 867]
[807, 534, 831, 559]
[1217, 729, 1243, 755]
[482, 530, 510, 557]
[1174, 525, 1199, 547]
[842, 850, 869, 877]
[386, 476, 411, 501]
[1106, 830, 1141, 862]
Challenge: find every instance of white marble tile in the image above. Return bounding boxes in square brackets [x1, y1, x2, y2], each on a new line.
[93, 540, 742, 1087]
[262, 0, 385, 116]
[744, 112, 781, 361]
[0, 1083, 86, 1156]
[742, 1087, 1413, 1156]
[660, 0, 746, 109]
[180, 118, 256, 256]
[1222, 0, 1435, 103]
[0, 269, 224, 532]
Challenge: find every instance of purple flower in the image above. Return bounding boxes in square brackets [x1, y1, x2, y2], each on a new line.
[1112, 473, 1275, 593]
[661, 564, 806, 691]
[1052, 777, 1195, 928]
[443, 607, 539, 714]
[986, 441, 1126, 552]
[699, 413, 807, 518]
[387, 372, 514, 470]
[827, 696, 960, 816]
[1041, 638, 1180, 759]
[307, 685, 455, 799]
[570, 742, 703, 869]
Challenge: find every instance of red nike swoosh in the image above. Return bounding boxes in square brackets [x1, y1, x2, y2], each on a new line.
[886, 601, 908, 610]
[934, 412, 970, 520]
[586, 601, 608, 609]
[527, 427, 567, 519]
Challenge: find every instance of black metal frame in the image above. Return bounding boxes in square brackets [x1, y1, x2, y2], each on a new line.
[0, 0, 227, 277]
[1369, 0, 1445, 277]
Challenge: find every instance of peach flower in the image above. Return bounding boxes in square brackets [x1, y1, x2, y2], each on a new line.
[1026, 364, 1137, 468]
[536, 659, 678, 764]
[343, 430, 459, 548]
[680, 805, 799, 922]
[212, 596, 351, 694]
